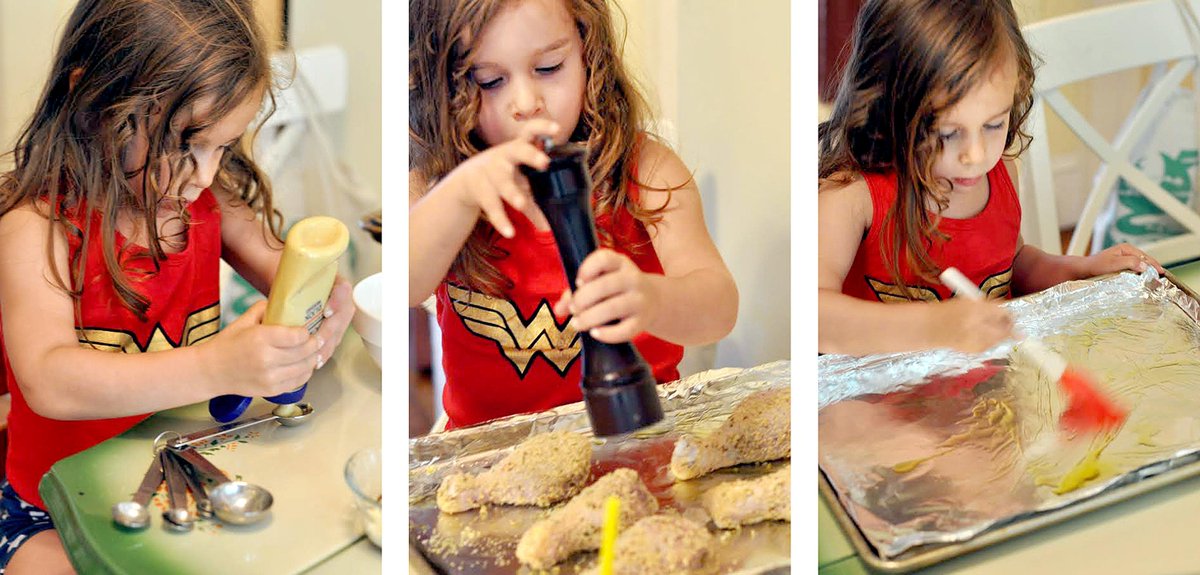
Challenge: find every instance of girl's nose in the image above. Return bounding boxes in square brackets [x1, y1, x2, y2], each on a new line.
[190, 148, 222, 190]
[959, 135, 985, 167]
[510, 78, 543, 119]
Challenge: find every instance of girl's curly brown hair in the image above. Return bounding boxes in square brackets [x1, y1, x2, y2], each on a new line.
[0, 0, 284, 320]
[818, 0, 1036, 296]
[411, 0, 674, 296]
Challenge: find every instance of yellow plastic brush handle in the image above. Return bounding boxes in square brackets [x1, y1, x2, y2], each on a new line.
[599, 495, 620, 575]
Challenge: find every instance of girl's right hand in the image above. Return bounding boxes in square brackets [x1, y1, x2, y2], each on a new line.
[202, 300, 322, 397]
[934, 298, 1014, 353]
[443, 119, 560, 237]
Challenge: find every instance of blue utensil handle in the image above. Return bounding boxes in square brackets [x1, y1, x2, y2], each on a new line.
[208, 383, 307, 423]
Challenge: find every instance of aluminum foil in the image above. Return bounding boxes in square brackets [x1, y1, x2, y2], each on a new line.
[818, 270, 1200, 559]
[409, 361, 791, 574]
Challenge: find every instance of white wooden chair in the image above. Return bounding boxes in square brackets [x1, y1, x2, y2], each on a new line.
[1020, 0, 1200, 265]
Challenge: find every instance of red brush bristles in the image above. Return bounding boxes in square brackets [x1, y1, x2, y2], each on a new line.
[1058, 368, 1127, 432]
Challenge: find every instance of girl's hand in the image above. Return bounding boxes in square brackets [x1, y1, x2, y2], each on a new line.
[203, 300, 322, 397]
[1079, 243, 1165, 278]
[314, 275, 355, 369]
[933, 298, 1014, 354]
[554, 249, 660, 343]
[444, 119, 560, 238]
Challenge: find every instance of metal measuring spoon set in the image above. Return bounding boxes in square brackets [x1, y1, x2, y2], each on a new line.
[112, 403, 314, 531]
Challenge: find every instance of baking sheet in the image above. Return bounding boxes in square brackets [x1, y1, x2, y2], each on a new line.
[818, 270, 1200, 566]
[408, 362, 792, 574]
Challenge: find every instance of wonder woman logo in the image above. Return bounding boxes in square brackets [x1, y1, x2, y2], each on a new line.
[76, 303, 221, 353]
[866, 268, 1013, 302]
[447, 284, 581, 377]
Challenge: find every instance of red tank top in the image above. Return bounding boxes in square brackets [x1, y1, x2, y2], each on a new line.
[0, 189, 222, 508]
[436, 189, 683, 429]
[841, 161, 1021, 302]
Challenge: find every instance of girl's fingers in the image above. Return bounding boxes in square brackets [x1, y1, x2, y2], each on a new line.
[587, 316, 639, 344]
[553, 288, 573, 317]
[569, 269, 630, 313]
[575, 250, 623, 284]
[503, 138, 551, 170]
[571, 292, 637, 333]
[478, 192, 515, 238]
[517, 119, 561, 143]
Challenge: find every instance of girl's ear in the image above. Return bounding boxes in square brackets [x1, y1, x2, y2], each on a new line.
[68, 68, 84, 91]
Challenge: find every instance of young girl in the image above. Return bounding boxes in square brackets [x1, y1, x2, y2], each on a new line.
[409, 0, 738, 429]
[0, 0, 352, 570]
[818, 0, 1163, 356]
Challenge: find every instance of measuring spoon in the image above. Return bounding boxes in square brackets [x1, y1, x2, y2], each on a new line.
[161, 450, 194, 532]
[111, 450, 166, 530]
[172, 450, 214, 519]
[169, 403, 315, 450]
[172, 447, 273, 525]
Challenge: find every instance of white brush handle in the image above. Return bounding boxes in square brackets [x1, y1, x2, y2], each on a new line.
[938, 267, 1067, 379]
[938, 268, 984, 301]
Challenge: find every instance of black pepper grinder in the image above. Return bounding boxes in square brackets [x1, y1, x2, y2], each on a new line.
[522, 141, 664, 436]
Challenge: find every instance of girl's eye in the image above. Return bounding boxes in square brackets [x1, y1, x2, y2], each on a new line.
[984, 121, 1006, 131]
[535, 62, 563, 75]
[939, 130, 959, 141]
[475, 76, 503, 90]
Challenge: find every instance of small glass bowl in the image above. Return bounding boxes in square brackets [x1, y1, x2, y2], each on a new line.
[345, 447, 382, 547]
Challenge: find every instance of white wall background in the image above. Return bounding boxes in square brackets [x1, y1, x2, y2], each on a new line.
[619, 0, 791, 370]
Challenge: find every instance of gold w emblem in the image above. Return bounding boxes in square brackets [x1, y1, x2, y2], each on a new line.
[866, 277, 942, 303]
[447, 284, 581, 377]
[979, 268, 1013, 299]
[865, 267, 1013, 303]
[77, 302, 220, 353]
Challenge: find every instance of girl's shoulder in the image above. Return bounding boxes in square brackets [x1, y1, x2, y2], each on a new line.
[633, 136, 693, 193]
[819, 171, 873, 231]
[0, 199, 56, 232]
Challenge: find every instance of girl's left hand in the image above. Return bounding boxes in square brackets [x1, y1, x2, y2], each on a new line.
[554, 249, 660, 343]
[1080, 243, 1165, 278]
[315, 275, 355, 369]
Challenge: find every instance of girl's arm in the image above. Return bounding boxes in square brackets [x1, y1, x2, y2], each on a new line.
[409, 120, 558, 306]
[0, 205, 319, 420]
[1005, 159, 1162, 295]
[216, 187, 353, 368]
[818, 178, 1012, 355]
[564, 140, 738, 346]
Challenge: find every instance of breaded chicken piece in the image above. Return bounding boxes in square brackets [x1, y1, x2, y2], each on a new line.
[586, 514, 715, 575]
[436, 431, 592, 513]
[516, 468, 658, 569]
[701, 465, 790, 528]
[671, 388, 790, 480]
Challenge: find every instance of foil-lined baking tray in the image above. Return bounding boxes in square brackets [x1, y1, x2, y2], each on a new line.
[409, 361, 792, 574]
[819, 270, 1200, 572]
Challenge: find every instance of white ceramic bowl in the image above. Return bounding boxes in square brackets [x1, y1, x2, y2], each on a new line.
[351, 272, 382, 368]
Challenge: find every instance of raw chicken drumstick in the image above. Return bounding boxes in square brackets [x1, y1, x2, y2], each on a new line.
[671, 388, 790, 480]
[436, 431, 592, 513]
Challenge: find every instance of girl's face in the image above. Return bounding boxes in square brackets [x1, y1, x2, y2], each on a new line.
[470, 0, 586, 147]
[124, 90, 262, 207]
[931, 56, 1018, 194]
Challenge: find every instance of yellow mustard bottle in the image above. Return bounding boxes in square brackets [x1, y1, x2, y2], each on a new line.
[207, 216, 350, 423]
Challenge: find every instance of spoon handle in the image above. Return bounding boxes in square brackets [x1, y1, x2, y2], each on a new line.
[162, 450, 190, 514]
[131, 452, 167, 507]
[172, 446, 233, 484]
[171, 451, 214, 517]
[170, 412, 281, 450]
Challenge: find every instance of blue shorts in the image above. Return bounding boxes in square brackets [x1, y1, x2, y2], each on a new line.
[0, 479, 54, 571]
